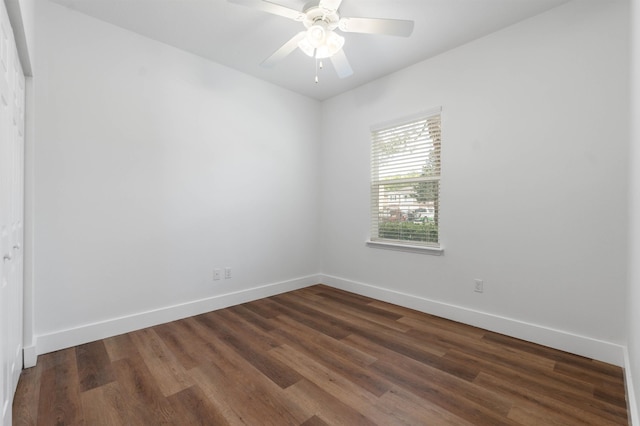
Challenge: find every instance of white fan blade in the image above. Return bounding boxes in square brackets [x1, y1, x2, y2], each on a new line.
[339, 17, 414, 37]
[330, 49, 353, 79]
[261, 32, 307, 68]
[228, 0, 305, 21]
[319, 0, 343, 12]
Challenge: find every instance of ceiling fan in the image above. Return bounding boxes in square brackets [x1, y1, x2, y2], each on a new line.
[228, 0, 414, 80]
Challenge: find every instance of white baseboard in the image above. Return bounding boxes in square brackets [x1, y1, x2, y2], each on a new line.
[32, 275, 320, 361]
[29, 273, 626, 370]
[319, 274, 625, 367]
[625, 347, 640, 425]
[23, 344, 37, 368]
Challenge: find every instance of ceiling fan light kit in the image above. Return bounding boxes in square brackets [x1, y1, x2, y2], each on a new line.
[298, 28, 345, 59]
[228, 0, 415, 81]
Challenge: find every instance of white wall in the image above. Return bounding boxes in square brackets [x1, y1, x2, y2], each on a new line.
[320, 0, 629, 364]
[30, 1, 321, 353]
[628, 0, 640, 421]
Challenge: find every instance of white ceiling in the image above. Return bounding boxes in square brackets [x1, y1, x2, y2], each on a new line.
[48, 0, 569, 100]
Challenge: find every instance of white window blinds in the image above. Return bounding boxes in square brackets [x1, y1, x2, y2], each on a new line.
[370, 110, 442, 247]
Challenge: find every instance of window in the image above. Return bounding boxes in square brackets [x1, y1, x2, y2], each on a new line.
[369, 109, 442, 253]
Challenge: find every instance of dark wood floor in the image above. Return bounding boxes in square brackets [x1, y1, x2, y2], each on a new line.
[13, 285, 628, 425]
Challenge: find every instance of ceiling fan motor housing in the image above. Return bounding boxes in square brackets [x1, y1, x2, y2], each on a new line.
[302, 1, 340, 31]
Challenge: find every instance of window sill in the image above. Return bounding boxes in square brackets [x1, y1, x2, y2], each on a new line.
[366, 240, 444, 255]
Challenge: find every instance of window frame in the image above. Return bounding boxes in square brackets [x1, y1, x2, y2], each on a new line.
[367, 108, 444, 255]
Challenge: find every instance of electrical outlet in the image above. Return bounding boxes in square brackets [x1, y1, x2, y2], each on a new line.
[214, 269, 221, 281]
[474, 279, 484, 293]
[224, 267, 232, 279]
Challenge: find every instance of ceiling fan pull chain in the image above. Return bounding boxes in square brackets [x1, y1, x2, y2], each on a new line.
[315, 55, 319, 83]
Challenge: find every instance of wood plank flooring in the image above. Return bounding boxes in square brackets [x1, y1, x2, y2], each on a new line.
[12, 285, 629, 425]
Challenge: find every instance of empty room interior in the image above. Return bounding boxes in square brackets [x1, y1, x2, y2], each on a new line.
[2, 0, 640, 424]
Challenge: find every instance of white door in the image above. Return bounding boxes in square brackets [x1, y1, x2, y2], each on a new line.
[0, 1, 25, 424]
